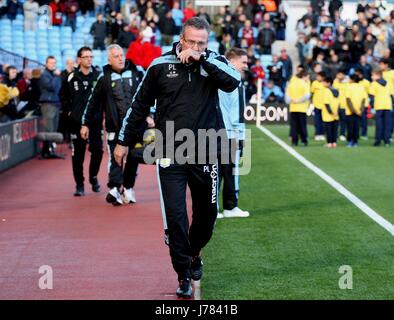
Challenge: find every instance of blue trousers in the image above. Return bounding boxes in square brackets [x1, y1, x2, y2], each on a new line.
[314, 108, 325, 135]
[360, 108, 368, 137]
[375, 110, 392, 144]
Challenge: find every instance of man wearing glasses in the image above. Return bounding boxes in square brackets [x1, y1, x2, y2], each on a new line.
[114, 17, 240, 298]
[61, 46, 103, 197]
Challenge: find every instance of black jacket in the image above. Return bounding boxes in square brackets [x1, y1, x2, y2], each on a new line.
[82, 60, 144, 133]
[61, 67, 101, 131]
[118, 42, 241, 151]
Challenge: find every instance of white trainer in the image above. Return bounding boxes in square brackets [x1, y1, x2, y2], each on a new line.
[122, 188, 136, 203]
[217, 212, 224, 219]
[339, 135, 346, 141]
[223, 207, 250, 218]
[106, 187, 123, 206]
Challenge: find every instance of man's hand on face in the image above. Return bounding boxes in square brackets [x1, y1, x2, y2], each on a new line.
[177, 48, 202, 64]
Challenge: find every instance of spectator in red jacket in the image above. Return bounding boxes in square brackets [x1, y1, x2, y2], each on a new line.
[126, 39, 162, 70]
[49, 0, 65, 26]
[250, 59, 265, 85]
[182, 0, 195, 23]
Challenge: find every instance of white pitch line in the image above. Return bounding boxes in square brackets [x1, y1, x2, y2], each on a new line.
[193, 280, 201, 300]
[257, 124, 394, 236]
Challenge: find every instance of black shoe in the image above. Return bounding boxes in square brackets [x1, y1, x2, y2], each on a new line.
[176, 278, 192, 299]
[374, 141, 381, 147]
[191, 256, 203, 281]
[90, 177, 101, 193]
[40, 152, 61, 159]
[74, 186, 85, 197]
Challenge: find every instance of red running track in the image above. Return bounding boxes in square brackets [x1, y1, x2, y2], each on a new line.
[0, 146, 185, 300]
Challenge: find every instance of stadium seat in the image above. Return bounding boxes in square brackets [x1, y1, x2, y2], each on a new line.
[37, 42, 49, 50]
[61, 43, 73, 51]
[14, 48, 24, 56]
[24, 43, 35, 50]
[161, 46, 172, 54]
[76, 16, 85, 28]
[63, 49, 76, 59]
[1, 36, 12, 43]
[11, 20, 23, 31]
[13, 30, 23, 38]
[1, 42, 12, 51]
[13, 43, 24, 51]
[48, 27, 60, 37]
[37, 49, 49, 57]
[92, 50, 102, 59]
[101, 56, 108, 67]
[208, 41, 219, 52]
[25, 30, 36, 39]
[48, 38, 60, 46]
[260, 54, 272, 63]
[61, 26, 73, 36]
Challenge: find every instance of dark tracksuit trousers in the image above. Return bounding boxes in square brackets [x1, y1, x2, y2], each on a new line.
[290, 112, 308, 145]
[324, 120, 338, 143]
[107, 133, 139, 189]
[338, 108, 347, 137]
[360, 108, 368, 137]
[346, 114, 361, 144]
[314, 108, 325, 136]
[70, 125, 103, 188]
[375, 110, 392, 144]
[157, 162, 218, 280]
[219, 138, 242, 211]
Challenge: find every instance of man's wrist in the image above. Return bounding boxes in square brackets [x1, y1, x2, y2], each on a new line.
[199, 51, 207, 61]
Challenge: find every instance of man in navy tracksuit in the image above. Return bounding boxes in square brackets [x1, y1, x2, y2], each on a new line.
[114, 18, 240, 298]
[217, 48, 250, 219]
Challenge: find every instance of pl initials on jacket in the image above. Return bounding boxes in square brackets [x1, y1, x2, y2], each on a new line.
[82, 60, 145, 132]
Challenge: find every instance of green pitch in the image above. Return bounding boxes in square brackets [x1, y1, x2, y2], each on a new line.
[202, 124, 394, 300]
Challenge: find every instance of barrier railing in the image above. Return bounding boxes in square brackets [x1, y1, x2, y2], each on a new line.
[0, 48, 44, 71]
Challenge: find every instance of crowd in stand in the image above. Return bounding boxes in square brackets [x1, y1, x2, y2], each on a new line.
[286, 0, 394, 148]
[296, 0, 394, 78]
[0, 64, 42, 122]
[0, 0, 287, 123]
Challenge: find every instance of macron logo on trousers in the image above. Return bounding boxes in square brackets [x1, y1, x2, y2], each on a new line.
[210, 164, 218, 204]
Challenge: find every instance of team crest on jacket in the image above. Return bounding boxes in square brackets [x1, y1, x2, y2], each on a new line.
[159, 158, 171, 168]
[166, 64, 179, 78]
